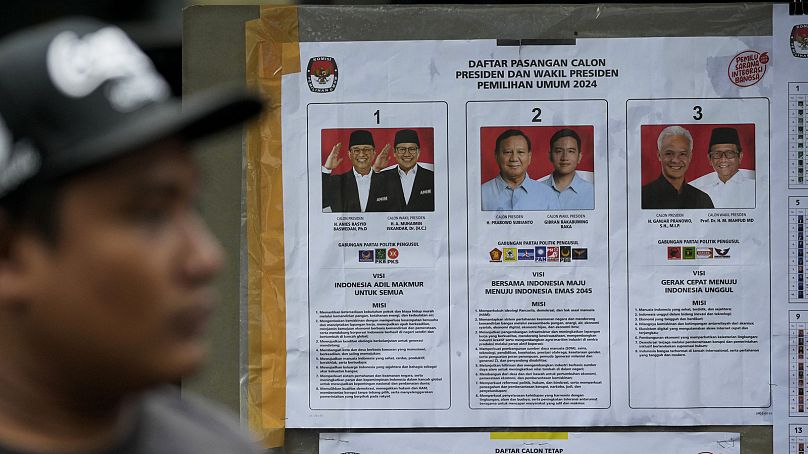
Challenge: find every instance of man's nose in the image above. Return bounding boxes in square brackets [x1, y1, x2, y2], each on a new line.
[180, 214, 225, 286]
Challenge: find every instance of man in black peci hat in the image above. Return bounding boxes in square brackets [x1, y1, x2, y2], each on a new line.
[371, 129, 434, 212]
[690, 126, 755, 208]
[0, 18, 263, 453]
[321, 129, 396, 212]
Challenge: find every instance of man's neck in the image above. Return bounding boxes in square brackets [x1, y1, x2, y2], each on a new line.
[399, 164, 417, 175]
[664, 175, 685, 192]
[354, 167, 371, 176]
[0, 346, 135, 453]
[718, 171, 737, 184]
[552, 171, 575, 191]
[502, 173, 526, 189]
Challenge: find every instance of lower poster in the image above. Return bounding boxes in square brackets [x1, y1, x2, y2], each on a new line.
[278, 34, 774, 427]
[319, 432, 740, 454]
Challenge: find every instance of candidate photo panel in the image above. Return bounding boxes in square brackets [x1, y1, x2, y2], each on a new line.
[625, 98, 770, 410]
[320, 127, 436, 213]
[640, 123, 756, 210]
[479, 125, 596, 211]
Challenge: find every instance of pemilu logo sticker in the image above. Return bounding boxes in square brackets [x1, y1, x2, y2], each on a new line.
[46, 26, 169, 111]
[307, 56, 338, 93]
[727, 50, 768, 88]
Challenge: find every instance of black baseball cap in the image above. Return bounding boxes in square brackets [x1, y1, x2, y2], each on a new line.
[0, 17, 264, 199]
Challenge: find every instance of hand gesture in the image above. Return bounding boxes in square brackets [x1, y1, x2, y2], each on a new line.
[324, 142, 343, 170]
[372, 143, 391, 172]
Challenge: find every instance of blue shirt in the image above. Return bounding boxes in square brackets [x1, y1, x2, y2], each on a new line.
[481, 174, 554, 211]
[543, 172, 594, 210]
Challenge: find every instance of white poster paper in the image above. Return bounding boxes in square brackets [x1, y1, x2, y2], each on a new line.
[772, 4, 808, 454]
[282, 36, 773, 428]
[319, 431, 740, 454]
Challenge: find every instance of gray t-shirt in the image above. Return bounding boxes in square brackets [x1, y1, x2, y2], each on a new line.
[0, 387, 262, 454]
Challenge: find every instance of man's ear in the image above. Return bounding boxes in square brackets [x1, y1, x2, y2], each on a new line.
[0, 212, 32, 309]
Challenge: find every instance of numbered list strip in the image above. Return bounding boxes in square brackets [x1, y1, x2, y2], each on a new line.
[791, 197, 808, 303]
[790, 83, 808, 188]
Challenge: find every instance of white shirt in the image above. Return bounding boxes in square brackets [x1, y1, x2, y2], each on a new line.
[689, 169, 756, 209]
[353, 168, 373, 212]
[398, 164, 418, 204]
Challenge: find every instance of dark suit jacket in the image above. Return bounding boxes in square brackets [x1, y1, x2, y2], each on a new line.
[641, 175, 714, 209]
[379, 165, 435, 212]
[322, 170, 396, 212]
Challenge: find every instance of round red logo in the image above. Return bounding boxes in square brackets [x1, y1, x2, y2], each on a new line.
[758, 52, 769, 64]
[387, 248, 399, 259]
[727, 50, 767, 87]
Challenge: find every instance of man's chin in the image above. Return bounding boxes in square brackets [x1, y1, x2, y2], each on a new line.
[153, 343, 209, 383]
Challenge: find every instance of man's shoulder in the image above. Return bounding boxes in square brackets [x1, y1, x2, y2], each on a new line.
[571, 173, 594, 191]
[682, 182, 714, 207]
[683, 181, 710, 195]
[324, 170, 352, 182]
[689, 172, 718, 190]
[734, 169, 756, 183]
[129, 387, 260, 454]
[416, 164, 434, 176]
[333, 170, 355, 179]
[642, 175, 669, 192]
[481, 176, 499, 190]
[525, 176, 554, 193]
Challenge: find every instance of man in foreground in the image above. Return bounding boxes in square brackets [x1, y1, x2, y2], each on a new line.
[641, 125, 714, 209]
[542, 128, 594, 209]
[690, 126, 755, 208]
[481, 129, 553, 211]
[0, 18, 263, 453]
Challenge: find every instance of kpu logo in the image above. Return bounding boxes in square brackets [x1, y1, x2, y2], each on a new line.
[307, 57, 339, 93]
[792, 25, 808, 58]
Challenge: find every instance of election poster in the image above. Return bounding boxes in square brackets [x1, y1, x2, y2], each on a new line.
[262, 31, 776, 428]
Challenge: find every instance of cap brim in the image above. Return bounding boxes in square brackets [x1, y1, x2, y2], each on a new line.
[44, 84, 263, 179]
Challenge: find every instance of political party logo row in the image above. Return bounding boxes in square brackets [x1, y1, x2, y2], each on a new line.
[667, 246, 730, 260]
[489, 246, 588, 263]
[359, 248, 400, 263]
